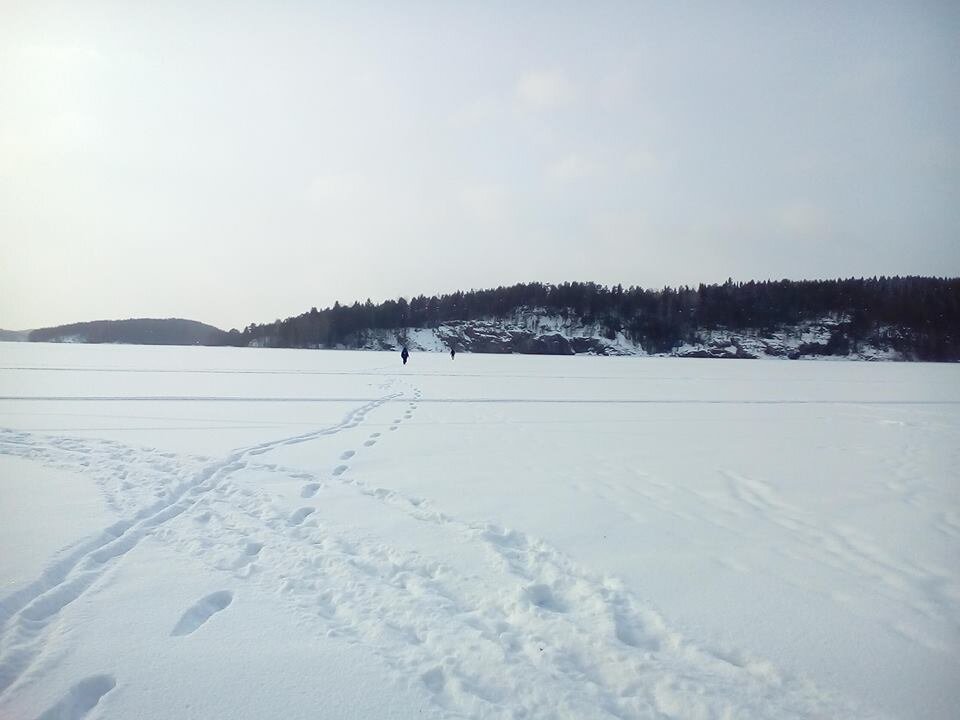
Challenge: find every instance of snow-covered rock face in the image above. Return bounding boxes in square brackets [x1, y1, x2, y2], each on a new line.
[673, 320, 908, 361]
[342, 314, 909, 361]
[359, 320, 632, 357]
[46, 334, 88, 344]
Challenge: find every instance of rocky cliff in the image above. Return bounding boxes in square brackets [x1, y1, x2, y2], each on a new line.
[351, 313, 908, 361]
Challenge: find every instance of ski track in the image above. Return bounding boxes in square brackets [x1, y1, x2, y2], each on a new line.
[1, 380, 876, 718]
[577, 459, 960, 661]
[3, 395, 958, 405]
[720, 470, 960, 655]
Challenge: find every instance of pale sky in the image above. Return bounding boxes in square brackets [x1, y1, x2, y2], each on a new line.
[1, 1, 958, 331]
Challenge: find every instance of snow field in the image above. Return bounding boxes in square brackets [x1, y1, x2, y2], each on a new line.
[0, 343, 958, 719]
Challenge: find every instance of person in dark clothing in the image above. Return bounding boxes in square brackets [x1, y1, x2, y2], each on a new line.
[450, 347, 456, 359]
[401, 346, 409, 365]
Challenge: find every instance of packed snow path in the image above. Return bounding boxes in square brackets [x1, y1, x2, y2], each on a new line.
[0, 344, 958, 719]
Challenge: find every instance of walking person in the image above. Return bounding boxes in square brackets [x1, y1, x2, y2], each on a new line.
[401, 346, 409, 365]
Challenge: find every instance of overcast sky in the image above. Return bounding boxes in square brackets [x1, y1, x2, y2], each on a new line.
[1, 1, 957, 330]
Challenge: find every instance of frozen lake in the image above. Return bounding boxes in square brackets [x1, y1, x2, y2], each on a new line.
[1, 342, 958, 719]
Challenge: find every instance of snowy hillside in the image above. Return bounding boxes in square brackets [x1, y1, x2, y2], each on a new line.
[1, 343, 958, 719]
[353, 312, 908, 360]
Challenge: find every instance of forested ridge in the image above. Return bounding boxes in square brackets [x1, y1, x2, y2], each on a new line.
[28, 318, 224, 346]
[231, 277, 960, 360]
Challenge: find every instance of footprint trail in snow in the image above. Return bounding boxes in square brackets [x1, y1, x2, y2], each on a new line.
[0, 376, 897, 719]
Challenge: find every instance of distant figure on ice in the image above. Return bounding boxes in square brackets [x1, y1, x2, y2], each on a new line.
[401, 346, 409, 365]
[450, 346, 456, 360]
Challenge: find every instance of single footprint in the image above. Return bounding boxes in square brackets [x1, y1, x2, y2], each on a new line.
[389, 426, 398, 431]
[244, 542, 263, 556]
[393, 418, 402, 423]
[523, 584, 568, 613]
[340, 450, 355, 460]
[170, 591, 234, 636]
[363, 439, 376, 447]
[369, 432, 381, 438]
[332, 465, 348, 476]
[37, 674, 117, 720]
[301, 483, 322, 498]
[288, 507, 316, 526]
[421, 667, 445, 693]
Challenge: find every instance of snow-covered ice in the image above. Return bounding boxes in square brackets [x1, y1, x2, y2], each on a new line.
[1, 342, 958, 719]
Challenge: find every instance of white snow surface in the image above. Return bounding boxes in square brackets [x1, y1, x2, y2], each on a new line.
[1, 342, 958, 720]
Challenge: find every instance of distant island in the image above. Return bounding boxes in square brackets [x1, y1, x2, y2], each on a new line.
[22, 318, 226, 347]
[4, 277, 958, 361]
[0, 329, 30, 342]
